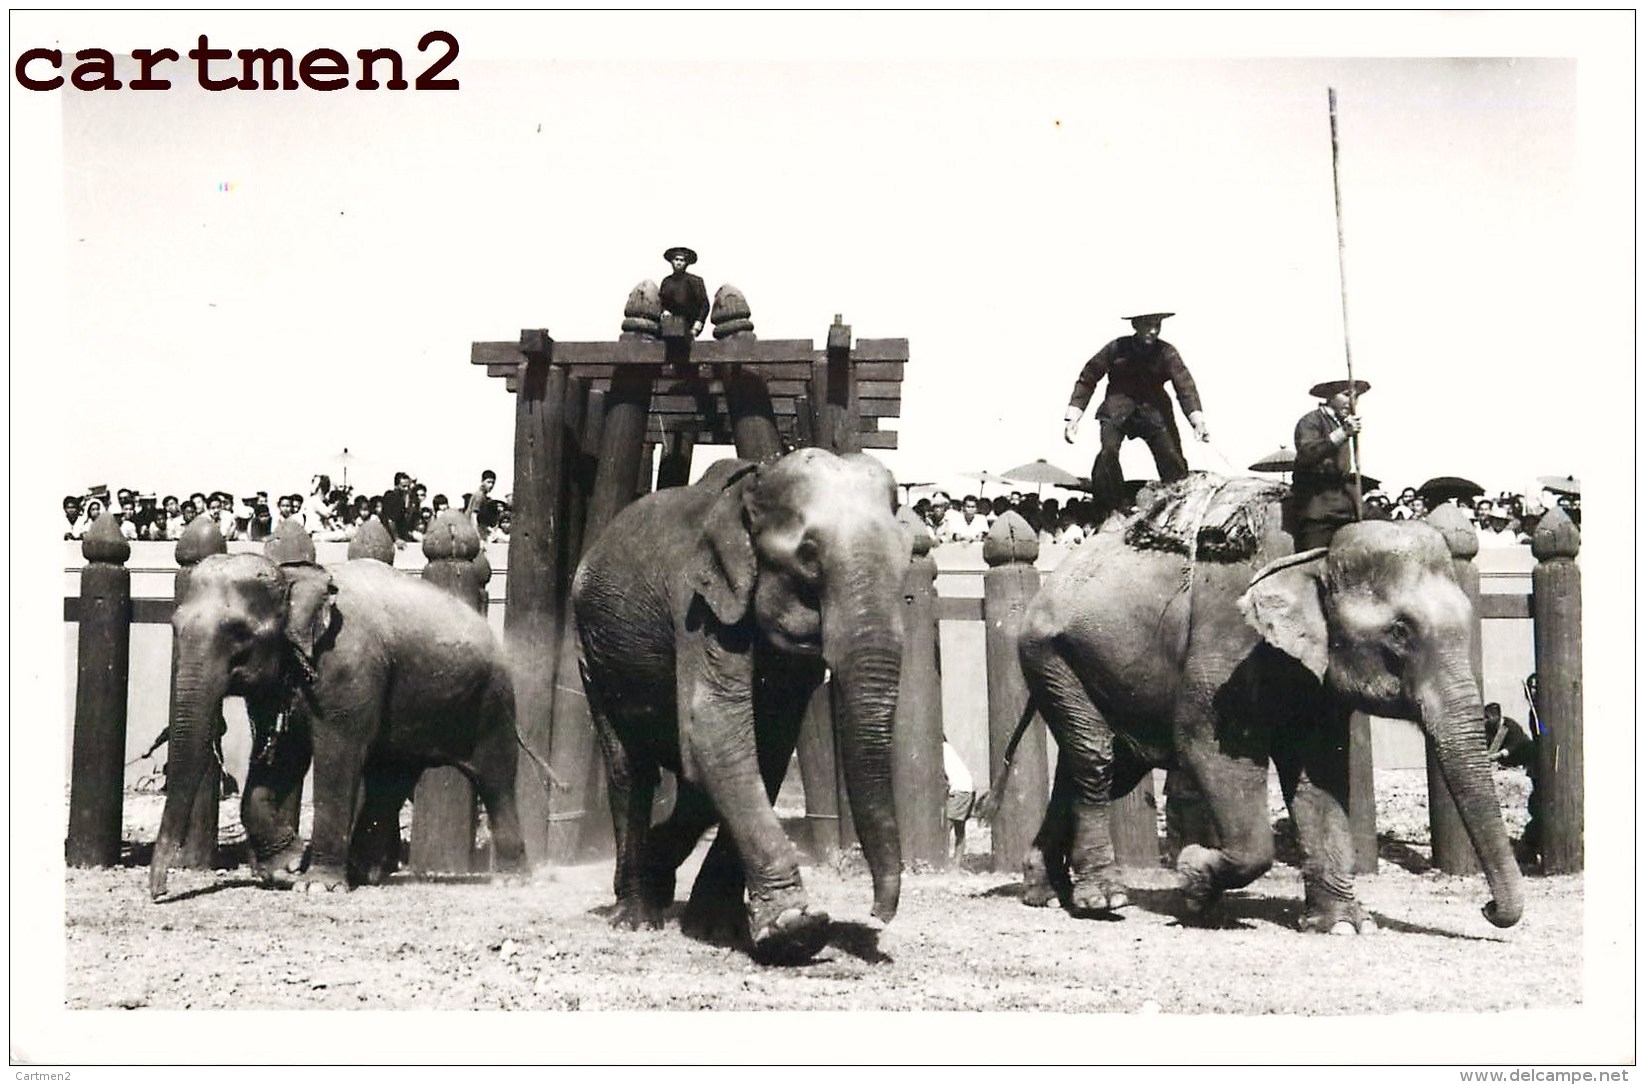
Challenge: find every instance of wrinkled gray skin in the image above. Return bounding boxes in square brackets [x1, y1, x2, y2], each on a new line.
[572, 449, 910, 963]
[149, 553, 526, 900]
[1017, 503, 1524, 933]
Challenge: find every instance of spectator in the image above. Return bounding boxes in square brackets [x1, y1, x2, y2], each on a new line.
[922, 492, 952, 536]
[432, 494, 450, 516]
[1054, 509, 1087, 546]
[1477, 504, 1521, 548]
[412, 507, 434, 541]
[381, 471, 417, 543]
[276, 494, 299, 524]
[179, 499, 199, 528]
[245, 503, 276, 542]
[942, 740, 978, 860]
[487, 507, 513, 543]
[941, 495, 990, 542]
[62, 495, 82, 539]
[70, 496, 105, 539]
[464, 470, 497, 526]
[205, 494, 237, 541]
[161, 496, 184, 540]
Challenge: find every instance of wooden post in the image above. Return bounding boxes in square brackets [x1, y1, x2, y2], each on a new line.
[1424, 503, 1482, 875]
[411, 511, 486, 873]
[893, 507, 946, 868]
[504, 331, 569, 867]
[712, 285, 784, 463]
[1348, 711, 1378, 874]
[1110, 772, 1161, 870]
[1531, 505, 1582, 873]
[67, 514, 132, 867]
[171, 517, 228, 868]
[811, 315, 861, 454]
[636, 441, 656, 498]
[542, 354, 653, 862]
[559, 379, 598, 608]
[347, 518, 396, 564]
[982, 511, 1049, 873]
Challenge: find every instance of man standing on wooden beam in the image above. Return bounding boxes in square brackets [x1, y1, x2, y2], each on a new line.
[1062, 311, 1210, 523]
[660, 246, 709, 339]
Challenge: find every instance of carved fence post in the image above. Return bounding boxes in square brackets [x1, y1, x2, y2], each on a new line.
[412, 511, 487, 873]
[982, 511, 1048, 874]
[1424, 503, 1483, 875]
[505, 330, 570, 867]
[347, 518, 396, 565]
[1531, 505, 1582, 873]
[66, 515, 133, 867]
[172, 516, 228, 868]
[893, 507, 946, 868]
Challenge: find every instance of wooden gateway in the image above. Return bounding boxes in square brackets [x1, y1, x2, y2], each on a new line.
[471, 305, 908, 866]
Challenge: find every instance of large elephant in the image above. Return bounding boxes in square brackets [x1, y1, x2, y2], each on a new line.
[149, 553, 526, 899]
[571, 448, 910, 962]
[1013, 473, 1523, 932]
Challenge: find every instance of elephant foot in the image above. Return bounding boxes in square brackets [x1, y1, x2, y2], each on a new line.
[1068, 871, 1130, 916]
[1021, 847, 1069, 908]
[680, 893, 750, 948]
[289, 864, 351, 894]
[250, 839, 308, 889]
[609, 896, 666, 931]
[747, 891, 832, 966]
[1176, 844, 1226, 922]
[639, 868, 677, 913]
[1300, 896, 1377, 935]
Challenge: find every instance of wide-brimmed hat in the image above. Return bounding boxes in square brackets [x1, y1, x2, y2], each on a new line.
[663, 246, 699, 266]
[1310, 378, 1372, 399]
[1123, 312, 1174, 324]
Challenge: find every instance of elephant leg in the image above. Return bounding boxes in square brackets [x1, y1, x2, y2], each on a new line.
[678, 656, 823, 963]
[1021, 646, 1128, 914]
[650, 779, 719, 919]
[1024, 756, 1074, 907]
[680, 654, 821, 949]
[1273, 701, 1374, 934]
[292, 710, 374, 894]
[241, 703, 312, 888]
[1173, 742, 1275, 922]
[349, 763, 416, 886]
[465, 679, 527, 878]
[587, 688, 662, 929]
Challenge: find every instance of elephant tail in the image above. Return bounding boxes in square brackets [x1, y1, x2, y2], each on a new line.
[976, 694, 1041, 823]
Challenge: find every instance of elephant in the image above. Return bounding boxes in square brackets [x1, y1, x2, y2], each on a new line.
[571, 448, 911, 962]
[148, 552, 527, 899]
[1011, 472, 1524, 933]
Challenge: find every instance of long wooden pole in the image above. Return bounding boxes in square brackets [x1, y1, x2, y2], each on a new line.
[1327, 87, 1363, 519]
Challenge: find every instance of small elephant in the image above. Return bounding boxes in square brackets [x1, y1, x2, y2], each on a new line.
[1013, 474, 1523, 933]
[571, 449, 910, 962]
[149, 552, 526, 899]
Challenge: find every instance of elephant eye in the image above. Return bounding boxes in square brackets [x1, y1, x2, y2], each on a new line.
[794, 538, 823, 581]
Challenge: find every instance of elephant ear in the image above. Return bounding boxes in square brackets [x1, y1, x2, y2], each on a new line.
[691, 461, 760, 625]
[282, 565, 339, 665]
[1238, 548, 1329, 680]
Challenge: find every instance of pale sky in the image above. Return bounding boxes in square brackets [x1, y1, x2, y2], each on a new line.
[13, 12, 1628, 510]
[10, 10, 1637, 1067]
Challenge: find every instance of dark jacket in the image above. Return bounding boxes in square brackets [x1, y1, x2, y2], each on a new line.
[659, 271, 710, 326]
[1068, 335, 1202, 446]
[1290, 404, 1359, 526]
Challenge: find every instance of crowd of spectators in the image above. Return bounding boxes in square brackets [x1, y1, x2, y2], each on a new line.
[62, 469, 515, 547]
[913, 480, 1579, 548]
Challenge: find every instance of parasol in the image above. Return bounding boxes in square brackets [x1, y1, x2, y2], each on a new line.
[1248, 446, 1296, 473]
[1418, 476, 1484, 504]
[1537, 475, 1580, 497]
[1002, 459, 1083, 487]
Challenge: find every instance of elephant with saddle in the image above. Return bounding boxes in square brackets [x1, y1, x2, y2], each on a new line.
[1009, 472, 1523, 932]
[571, 448, 910, 963]
[149, 552, 527, 899]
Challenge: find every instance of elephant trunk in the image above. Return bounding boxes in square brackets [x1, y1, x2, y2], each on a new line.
[149, 637, 228, 900]
[822, 560, 905, 925]
[1422, 669, 1525, 928]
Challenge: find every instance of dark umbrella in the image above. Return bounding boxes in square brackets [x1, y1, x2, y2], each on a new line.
[1248, 446, 1296, 473]
[1418, 476, 1485, 503]
[1538, 475, 1580, 497]
[1002, 459, 1085, 498]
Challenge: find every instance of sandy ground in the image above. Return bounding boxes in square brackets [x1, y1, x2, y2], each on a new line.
[56, 765, 1583, 1018]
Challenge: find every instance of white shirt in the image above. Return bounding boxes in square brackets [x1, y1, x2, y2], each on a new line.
[942, 742, 973, 794]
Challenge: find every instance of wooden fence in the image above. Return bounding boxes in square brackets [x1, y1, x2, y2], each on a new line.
[62, 500, 1582, 878]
